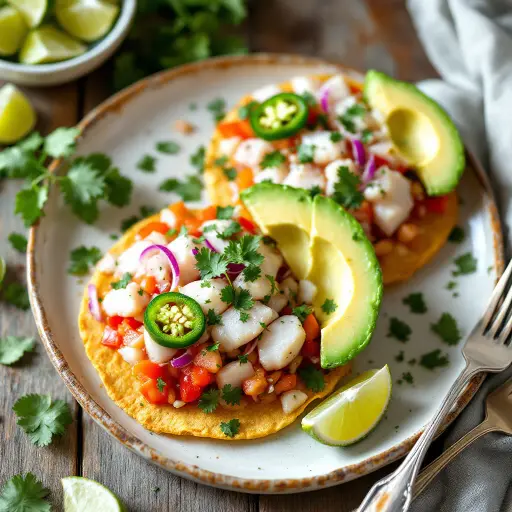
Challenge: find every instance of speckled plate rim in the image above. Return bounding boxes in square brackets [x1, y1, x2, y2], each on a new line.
[27, 53, 504, 494]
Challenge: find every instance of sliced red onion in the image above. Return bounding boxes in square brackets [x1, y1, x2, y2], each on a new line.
[351, 138, 366, 167]
[318, 83, 330, 113]
[204, 239, 218, 252]
[276, 266, 290, 283]
[170, 351, 193, 368]
[362, 154, 376, 183]
[88, 284, 103, 322]
[192, 247, 199, 256]
[140, 244, 180, 291]
[243, 339, 258, 355]
[227, 263, 245, 280]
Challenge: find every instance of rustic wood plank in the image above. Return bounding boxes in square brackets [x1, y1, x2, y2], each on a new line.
[0, 83, 80, 511]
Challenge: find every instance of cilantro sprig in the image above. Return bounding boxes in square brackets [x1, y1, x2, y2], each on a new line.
[68, 246, 102, 276]
[0, 336, 35, 365]
[220, 418, 240, 438]
[332, 166, 363, 210]
[0, 473, 50, 512]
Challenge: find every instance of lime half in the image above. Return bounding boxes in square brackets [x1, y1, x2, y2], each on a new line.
[0, 83, 36, 144]
[302, 365, 392, 446]
[0, 257, 6, 289]
[62, 477, 125, 512]
[0, 6, 28, 56]
[7, 0, 48, 27]
[55, 0, 119, 42]
[19, 25, 86, 64]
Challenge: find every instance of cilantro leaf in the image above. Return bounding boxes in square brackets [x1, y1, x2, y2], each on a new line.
[221, 286, 254, 311]
[44, 127, 80, 158]
[13, 394, 72, 447]
[298, 366, 325, 392]
[159, 175, 202, 202]
[387, 317, 411, 342]
[198, 389, 220, 413]
[330, 131, 343, 142]
[17, 131, 44, 152]
[0, 147, 43, 180]
[220, 418, 240, 437]
[448, 226, 465, 243]
[207, 97, 226, 123]
[332, 166, 363, 210]
[216, 221, 241, 240]
[431, 313, 461, 345]
[120, 215, 140, 232]
[361, 128, 373, 143]
[292, 304, 312, 322]
[297, 144, 315, 163]
[190, 146, 206, 173]
[0, 336, 35, 365]
[207, 342, 220, 352]
[224, 235, 263, 266]
[111, 272, 132, 290]
[238, 100, 258, 120]
[239, 311, 249, 322]
[139, 205, 156, 217]
[345, 104, 366, 117]
[223, 167, 237, 181]
[156, 141, 180, 154]
[61, 161, 105, 203]
[206, 309, 223, 326]
[453, 252, 477, 276]
[242, 265, 261, 282]
[401, 372, 414, 384]
[216, 205, 234, 220]
[195, 248, 228, 280]
[260, 150, 286, 170]
[68, 246, 102, 276]
[156, 377, 166, 393]
[137, 154, 156, 173]
[221, 384, 242, 405]
[104, 168, 133, 207]
[238, 354, 248, 364]
[8, 233, 28, 253]
[0, 473, 50, 512]
[2, 283, 30, 310]
[309, 185, 322, 198]
[402, 293, 427, 314]
[15, 187, 47, 227]
[420, 349, 449, 370]
[321, 298, 338, 314]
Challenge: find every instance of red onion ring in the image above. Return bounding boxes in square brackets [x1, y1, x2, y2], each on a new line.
[204, 239, 218, 252]
[170, 351, 193, 368]
[351, 138, 366, 167]
[140, 244, 180, 291]
[243, 339, 258, 355]
[362, 154, 376, 183]
[88, 284, 103, 322]
[227, 263, 245, 280]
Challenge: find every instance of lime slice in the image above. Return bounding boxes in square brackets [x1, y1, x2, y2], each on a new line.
[7, 0, 48, 27]
[19, 25, 86, 64]
[0, 6, 28, 55]
[302, 365, 392, 446]
[0, 257, 6, 289]
[62, 477, 125, 512]
[55, 0, 119, 42]
[0, 83, 36, 144]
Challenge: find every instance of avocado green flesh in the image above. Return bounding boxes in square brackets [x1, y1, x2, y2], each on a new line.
[364, 70, 465, 196]
[241, 184, 383, 369]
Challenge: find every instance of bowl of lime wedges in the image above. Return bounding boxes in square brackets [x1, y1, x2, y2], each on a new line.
[0, 0, 135, 86]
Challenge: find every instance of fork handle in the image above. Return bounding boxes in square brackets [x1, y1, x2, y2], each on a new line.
[413, 418, 498, 499]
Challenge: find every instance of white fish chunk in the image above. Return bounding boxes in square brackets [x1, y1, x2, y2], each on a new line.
[144, 231, 168, 246]
[280, 389, 308, 414]
[233, 138, 274, 170]
[144, 328, 177, 364]
[298, 280, 317, 305]
[96, 253, 116, 275]
[216, 360, 255, 389]
[218, 136, 241, 158]
[102, 282, 149, 318]
[116, 240, 152, 276]
[283, 163, 325, 191]
[291, 76, 320, 95]
[201, 219, 233, 253]
[118, 347, 145, 365]
[179, 279, 229, 315]
[301, 131, 344, 165]
[324, 158, 357, 196]
[160, 208, 177, 228]
[167, 235, 200, 286]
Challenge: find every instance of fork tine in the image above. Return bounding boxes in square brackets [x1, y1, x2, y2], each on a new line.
[483, 259, 512, 328]
[488, 281, 512, 340]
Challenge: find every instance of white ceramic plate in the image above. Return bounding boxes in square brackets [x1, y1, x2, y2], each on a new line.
[28, 54, 503, 493]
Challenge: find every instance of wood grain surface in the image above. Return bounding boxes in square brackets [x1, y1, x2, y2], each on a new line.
[0, 1, 438, 510]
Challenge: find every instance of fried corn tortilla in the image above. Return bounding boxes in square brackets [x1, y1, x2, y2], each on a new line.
[79, 212, 352, 440]
[204, 75, 458, 286]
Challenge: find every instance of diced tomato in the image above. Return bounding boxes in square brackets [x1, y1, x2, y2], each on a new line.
[349, 83, 363, 94]
[118, 318, 143, 337]
[140, 379, 169, 404]
[107, 316, 124, 330]
[307, 108, 319, 126]
[197, 206, 217, 223]
[101, 326, 122, 349]
[169, 201, 190, 219]
[218, 119, 254, 139]
[179, 373, 202, 403]
[133, 360, 168, 380]
[138, 275, 157, 295]
[424, 195, 449, 214]
[302, 338, 320, 359]
[122, 328, 142, 347]
[138, 221, 170, 239]
[124, 317, 143, 330]
[373, 155, 391, 169]
[238, 216, 257, 234]
[303, 313, 321, 341]
[182, 217, 202, 237]
[184, 364, 213, 387]
[281, 305, 293, 316]
[236, 167, 254, 190]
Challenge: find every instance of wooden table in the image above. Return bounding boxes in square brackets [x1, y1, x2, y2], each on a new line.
[0, 1, 439, 510]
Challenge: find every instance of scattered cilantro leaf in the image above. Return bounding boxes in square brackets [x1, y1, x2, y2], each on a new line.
[206, 309, 223, 326]
[402, 293, 427, 314]
[298, 366, 325, 392]
[68, 246, 102, 276]
[395, 350, 404, 363]
[2, 283, 30, 310]
[44, 127, 80, 158]
[239, 311, 249, 322]
[195, 248, 228, 280]
[261, 150, 286, 170]
[137, 154, 156, 173]
[332, 166, 363, 210]
[216, 205, 234, 220]
[238, 354, 248, 364]
[104, 168, 133, 207]
[448, 226, 465, 243]
[431, 313, 462, 345]
[321, 298, 337, 314]
[242, 265, 261, 282]
[453, 252, 477, 276]
[420, 349, 449, 370]
[139, 205, 156, 218]
[361, 128, 373, 143]
[15, 187, 47, 227]
[266, 274, 278, 295]
[223, 167, 237, 181]
[159, 175, 202, 201]
[156, 377, 166, 393]
[224, 235, 263, 266]
[221, 286, 254, 312]
[387, 317, 411, 342]
[238, 100, 258, 120]
[8, 233, 28, 253]
[220, 418, 240, 437]
[216, 221, 241, 240]
[207, 342, 220, 352]
[330, 131, 343, 142]
[156, 141, 180, 155]
[292, 304, 312, 322]
[297, 144, 315, 163]
[214, 155, 228, 167]
[0, 336, 36, 365]
[198, 389, 220, 413]
[13, 394, 72, 447]
[18, 132, 44, 152]
[190, 146, 206, 173]
[120, 215, 140, 232]
[111, 273, 132, 290]
[207, 98, 226, 122]
[446, 281, 457, 290]
[309, 185, 322, 198]
[221, 384, 242, 405]
[402, 372, 414, 384]
[0, 473, 50, 512]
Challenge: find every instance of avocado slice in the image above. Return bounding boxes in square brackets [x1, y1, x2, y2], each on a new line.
[241, 183, 313, 280]
[364, 70, 465, 196]
[241, 184, 383, 368]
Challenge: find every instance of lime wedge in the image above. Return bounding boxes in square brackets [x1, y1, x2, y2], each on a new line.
[7, 0, 48, 27]
[0, 257, 6, 289]
[19, 25, 86, 64]
[0, 6, 28, 55]
[62, 477, 125, 512]
[302, 365, 392, 446]
[55, 0, 119, 42]
[0, 83, 36, 144]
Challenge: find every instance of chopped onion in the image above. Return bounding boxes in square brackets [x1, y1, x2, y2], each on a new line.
[227, 263, 244, 280]
[171, 351, 193, 368]
[244, 339, 258, 355]
[351, 138, 366, 166]
[140, 244, 180, 291]
[318, 83, 330, 113]
[204, 239, 218, 252]
[88, 284, 103, 322]
[362, 154, 376, 183]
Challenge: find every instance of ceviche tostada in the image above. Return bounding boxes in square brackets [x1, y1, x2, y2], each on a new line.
[79, 191, 381, 439]
[205, 70, 465, 284]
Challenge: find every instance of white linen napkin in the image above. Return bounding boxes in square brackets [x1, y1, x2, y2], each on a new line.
[406, 1, 512, 510]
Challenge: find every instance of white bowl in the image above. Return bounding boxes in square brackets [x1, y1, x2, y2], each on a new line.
[0, 0, 136, 87]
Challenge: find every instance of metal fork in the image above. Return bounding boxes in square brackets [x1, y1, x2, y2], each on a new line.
[358, 259, 512, 512]
[413, 376, 512, 499]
